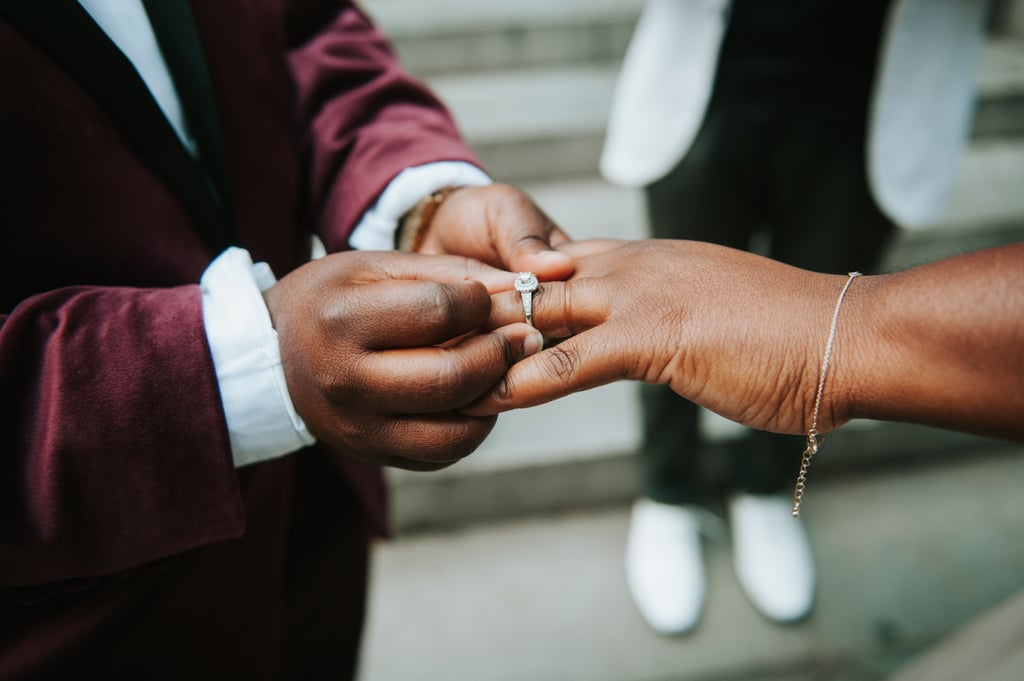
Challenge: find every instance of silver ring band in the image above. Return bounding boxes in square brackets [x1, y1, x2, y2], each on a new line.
[514, 272, 539, 327]
[520, 291, 533, 325]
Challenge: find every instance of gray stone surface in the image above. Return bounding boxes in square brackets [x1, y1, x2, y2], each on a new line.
[927, 139, 1024, 233]
[422, 41, 1024, 183]
[361, 0, 643, 36]
[359, 449, 1024, 681]
[360, 0, 642, 76]
[362, 4, 1024, 182]
[993, 0, 1024, 44]
[1010, 1, 1024, 39]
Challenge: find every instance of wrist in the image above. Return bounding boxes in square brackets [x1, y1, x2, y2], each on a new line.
[350, 161, 491, 251]
[813, 273, 872, 431]
[200, 248, 315, 467]
[396, 186, 460, 252]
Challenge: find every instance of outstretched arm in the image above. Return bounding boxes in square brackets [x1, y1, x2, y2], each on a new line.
[470, 240, 1024, 442]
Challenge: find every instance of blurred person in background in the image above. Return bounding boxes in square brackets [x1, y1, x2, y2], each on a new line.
[599, 0, 992, 634]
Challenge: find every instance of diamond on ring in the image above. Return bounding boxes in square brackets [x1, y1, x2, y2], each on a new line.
[514, 272, 539, 326]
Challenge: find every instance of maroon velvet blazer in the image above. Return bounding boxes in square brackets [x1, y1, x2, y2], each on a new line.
[0, 1, 479, 677]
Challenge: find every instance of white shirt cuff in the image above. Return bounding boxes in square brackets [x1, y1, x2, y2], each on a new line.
[348, 161, 492, 251]
[200, 247, 315, 468]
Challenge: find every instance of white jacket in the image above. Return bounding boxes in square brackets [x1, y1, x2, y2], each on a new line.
[600, 0, 992, 228]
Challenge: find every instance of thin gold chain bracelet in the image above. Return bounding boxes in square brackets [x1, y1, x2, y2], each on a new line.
[791, 271, 861, 518]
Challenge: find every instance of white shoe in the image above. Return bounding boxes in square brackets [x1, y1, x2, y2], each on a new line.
[625, 498, 707, 635]
[729, 493, 816, 623]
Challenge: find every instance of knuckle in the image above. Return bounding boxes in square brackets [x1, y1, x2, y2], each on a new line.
[410, 281, 466, 331]
[485, 184, 531, 222]
[485, 182, 520, 205]
[428, 282, 461, 321]
[442, 335, 505, 393]
[414, 350, 485, 407]
[545, 345, 579, 384]
[428, 336, 510, 404]
[561, 284, 578, 336]
[427, 356, 465, 404]
[490, 375, 513, 403]
[317, 288, 358, 334]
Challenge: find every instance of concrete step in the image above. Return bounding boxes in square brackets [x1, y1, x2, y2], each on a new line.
[360, 0, 643, 76]
[359, 448, 1024, 681]
[365, 0, 1024, 80]
[419, 39, 1024, 184]
[973, 38, 1024, 140]
[385, 139, 1024, 534]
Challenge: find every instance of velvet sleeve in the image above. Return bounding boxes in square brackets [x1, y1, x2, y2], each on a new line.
[0, 285, 244, 586]
[286, 1, 483, 252]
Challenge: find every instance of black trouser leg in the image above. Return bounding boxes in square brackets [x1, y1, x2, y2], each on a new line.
[638, 96, 896, 502]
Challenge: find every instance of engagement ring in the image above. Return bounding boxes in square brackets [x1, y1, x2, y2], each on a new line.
[514, 272, 539, 326]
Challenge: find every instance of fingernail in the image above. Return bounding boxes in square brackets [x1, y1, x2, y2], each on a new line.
[531, 250, 574, 275]
[536, 249, 569, 262]
[522, 328, 544, 357]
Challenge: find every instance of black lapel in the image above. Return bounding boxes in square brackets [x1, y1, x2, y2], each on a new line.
[142, 0, 234, 229]
[0, 0, 235, 251]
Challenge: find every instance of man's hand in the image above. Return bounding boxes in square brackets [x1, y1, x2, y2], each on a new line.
[263, 251, 543, 471]
[465, 239, 838, 436]
[416, 183, 575, 282]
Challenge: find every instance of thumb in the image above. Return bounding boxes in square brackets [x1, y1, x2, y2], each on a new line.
[488, 191, 574, 280]
[462, 329, 632, 416]
[506, 236, 575, 282]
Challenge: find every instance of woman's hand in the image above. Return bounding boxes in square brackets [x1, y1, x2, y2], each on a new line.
[466, 239, 845, 435]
